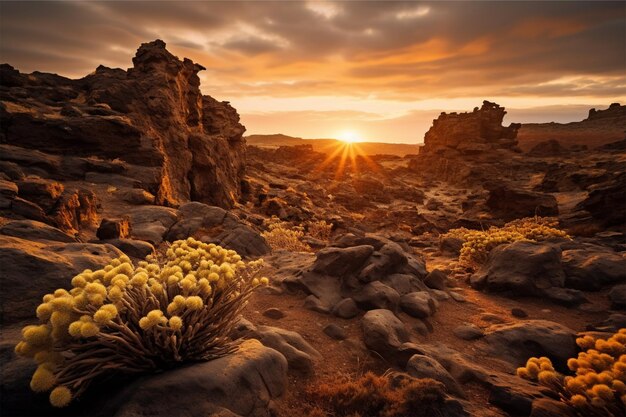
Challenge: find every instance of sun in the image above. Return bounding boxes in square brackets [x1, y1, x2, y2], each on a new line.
[337, 130, 362, 144]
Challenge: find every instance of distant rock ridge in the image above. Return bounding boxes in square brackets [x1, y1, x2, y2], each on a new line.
[0, 39, 246, 208]
[421, 100, 521, 155]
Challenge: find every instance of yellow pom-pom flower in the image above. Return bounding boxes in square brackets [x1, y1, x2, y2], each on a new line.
[49, 386, 72, 407]
[30, 365, 56, 392]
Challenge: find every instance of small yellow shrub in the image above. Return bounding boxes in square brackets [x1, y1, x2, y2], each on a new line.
[442, 217, 569, 269]
[261, 217, 311, 252]
[306, 220, 333, 241]
[15, 237, 267, 407]
[517, 329, 626, 416]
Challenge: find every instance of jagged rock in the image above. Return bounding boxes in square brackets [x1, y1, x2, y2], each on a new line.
[16, 177, 64, 211]
[400, 292, 437, 318]
[361, 309, 410, 360]
[0, 219, 75, 243]
[486, 185, 558, 220]
[312, 245, 374, 276]
[353, 281, 400, 311]
[575, 172, 626, 227]
[421, 101, 520, 153]
[97, 217, 131, 240]
[484, 320, 577, 368]
[471, 241, 564, 296]
[0, 235, 123, 324]
[406, 355, 465, 398]
[119, 188, 155, 205]
[1, 40, 247, 208]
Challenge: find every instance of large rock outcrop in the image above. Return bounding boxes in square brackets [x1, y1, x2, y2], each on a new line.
[421, 101, 521, 155]
[0, 39, 246, 209]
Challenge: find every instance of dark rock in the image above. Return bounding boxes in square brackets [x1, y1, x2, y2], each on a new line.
[232, 321, 320, 373]
[484, 320, 577, 369]
[452, 324, 484, 340]
[0, 235, 123, 324]
[406, 354, 465, 398]
[609, 284, 626, 309]
[332, 298, 360, 319]
[540, 287, 587, 307]
[471, 241, 564, 296]
[530, 398, 576, 417]
[119, 188, 155, 205]
[575, 172, 626, 227]
[323, 324, 346, 340]
[104, 339, 286, 417]
[361, 309, 409, 360]
[312, 245, 374, 276]
[10, 197, 48, 222]
[439, 236, 463, 255]
[561, 248, 626, 291]
[0, 219, 75, 242]
[424, 269, 447, 290]
[353, 281, 400, 311]
[486, 185, 558, 220]
[97, 217, 131, 240]
[304, 295, 331, 314]
[511, 308, 528, 318]
[263, 308, 286, 320]
[16, 177, 64, 211]
[399, 292, 437, 318]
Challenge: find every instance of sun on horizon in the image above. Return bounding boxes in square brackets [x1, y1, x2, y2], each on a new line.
[336, 130, 363, 144]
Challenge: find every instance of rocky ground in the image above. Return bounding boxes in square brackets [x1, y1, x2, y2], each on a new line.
[1, 40, 625, 417]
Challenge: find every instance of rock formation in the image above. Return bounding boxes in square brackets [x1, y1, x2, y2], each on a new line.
[421, 100, 521, 155]
[0, 39, 246, 209]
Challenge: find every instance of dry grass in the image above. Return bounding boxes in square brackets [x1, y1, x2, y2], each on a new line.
[303, 372, 447, 417]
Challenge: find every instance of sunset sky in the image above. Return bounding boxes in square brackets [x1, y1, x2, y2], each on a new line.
[1, 1, 625, 143]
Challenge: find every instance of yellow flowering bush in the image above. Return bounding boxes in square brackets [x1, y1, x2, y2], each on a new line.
[517, 329, 626, 416]
[15, 237, 268, 408]
[261, 217, 311, 252]
[442, 217, 569, 269]
[306, 220, 333, 242]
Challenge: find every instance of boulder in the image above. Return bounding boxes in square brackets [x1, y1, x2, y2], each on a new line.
[16, 177, 64, 211]
[104, 340, 286, 417]
[232, 320, 321, 373]
[312, 245, 374, 276]
[484, 320, 577, 369]
[0, 219, 75, 243]
[609, 284, 626, 309]
[561, 248, 626, 290]
[102, 238, 155, 260]
[486, 185, 558, 220]
[400, 292, 437, 318]
[361, 309, 410, 360]
[471, 241, 564, 296]
[575, 172, 626, 227]
[424, 269, 447, 290]
[353, 281, 400, 311]
[406, 354, 465, 397]
[0, 235, 123, 323]
[332, 298, 360, 319]
[97, 217, 131, 240]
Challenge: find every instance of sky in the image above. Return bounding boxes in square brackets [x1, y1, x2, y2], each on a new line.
[1, 1, 625, 143]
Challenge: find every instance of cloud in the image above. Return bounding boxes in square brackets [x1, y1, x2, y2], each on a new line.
[0, 1, 624, 142]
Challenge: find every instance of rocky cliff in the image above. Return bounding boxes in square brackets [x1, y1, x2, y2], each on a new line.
[517, 102, 626, 150]
[0, 39, 246, 209]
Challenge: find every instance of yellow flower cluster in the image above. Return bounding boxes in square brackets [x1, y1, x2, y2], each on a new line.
[261, 217, 311, 252]
[442, 217, 569, 269]
[517, 329, 626, 414]
[306, 220, 333, 241]
[14, 237, 268, 408]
